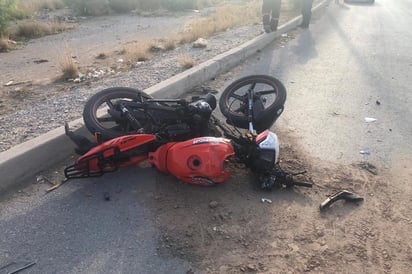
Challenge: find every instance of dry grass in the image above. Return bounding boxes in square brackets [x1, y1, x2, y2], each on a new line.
[124, 41, 152, 64]
[179, 55, 197, 70]
[0, 36, 14, 51]
[88, 1, 260, 70]
[59, 54, 79, 80]
[179, 0, 260, 44]
[163, 39, 177, 51]
[18, 0, 65, 14]
[16, 20, 73, 38]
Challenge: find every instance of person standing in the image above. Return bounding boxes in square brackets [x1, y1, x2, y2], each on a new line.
[300, 0, 314, 28]
[262, 0, 282, 33]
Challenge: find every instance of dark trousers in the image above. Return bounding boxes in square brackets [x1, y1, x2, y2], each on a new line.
[301, 0, 313, 27]
[262, 0, 281, 31]
[262, 0, 281, 20]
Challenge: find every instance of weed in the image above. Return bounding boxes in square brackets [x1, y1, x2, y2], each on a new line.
[16, 20, 72, 38]
[124, 42, 151, 63]
[18, 0, 65, 14]
[163, 39, 177, 51]
[179, 0, 260, 44]
[179, 55, 197, 70]
[59, 54, 79, 80]
[0, 35, 14, 51]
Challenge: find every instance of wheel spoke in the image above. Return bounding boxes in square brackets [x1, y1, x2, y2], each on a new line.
[229, 93, 247, 102]
[105, 99, 115, 109]
[256, 89, 276, 95]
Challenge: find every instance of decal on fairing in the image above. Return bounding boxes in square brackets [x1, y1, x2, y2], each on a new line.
[192, 137, 229, 145]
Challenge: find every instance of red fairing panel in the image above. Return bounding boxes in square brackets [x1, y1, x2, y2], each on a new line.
[148, 137, 235, 186]
[76, 134, 156, 171]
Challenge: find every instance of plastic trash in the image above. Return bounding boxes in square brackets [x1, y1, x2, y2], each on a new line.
[365, 117, 377, 123]
[320, 190, 364, 211]
[261, 198, 272, 204]
[360, 149, 370, 155]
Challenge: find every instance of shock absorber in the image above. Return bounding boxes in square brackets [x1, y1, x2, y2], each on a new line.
[120, 105, 142, 130]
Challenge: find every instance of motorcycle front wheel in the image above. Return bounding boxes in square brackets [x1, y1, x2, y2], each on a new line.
[219, 75, 287, 132]
[83, 87, 153, 141]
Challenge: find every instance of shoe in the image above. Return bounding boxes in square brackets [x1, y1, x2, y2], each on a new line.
[263, 14, 271, 33]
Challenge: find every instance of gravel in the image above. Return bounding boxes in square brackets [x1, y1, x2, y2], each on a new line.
[0, 24, 264, 152]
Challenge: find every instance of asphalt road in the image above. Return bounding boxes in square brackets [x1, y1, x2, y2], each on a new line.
[1, 1, 411, 273]
[226, 0, 412, 171]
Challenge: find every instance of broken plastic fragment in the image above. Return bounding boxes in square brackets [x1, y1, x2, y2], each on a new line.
[359, 149, 370, 155]
[320, 190, 364, 211]
[365, 117, 377, 123]
[261, 198, 272, 204]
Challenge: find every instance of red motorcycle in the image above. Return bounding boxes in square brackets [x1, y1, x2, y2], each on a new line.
[64, 75, 312, 189]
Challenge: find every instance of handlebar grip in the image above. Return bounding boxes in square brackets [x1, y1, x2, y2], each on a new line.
[293, 181, 313, 188]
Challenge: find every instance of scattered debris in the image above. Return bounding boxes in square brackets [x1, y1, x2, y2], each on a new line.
[69, 67, 115, 83]
[281, 33, 288, 37]
[33, 59, 49, 64]
[376, 100, 381, 105]
[36, 175, 54, 185]
[359, 149, 370, 155]
[209, 200, 219, 208]
[4, 80, 31, 87]
[364, 117, 377, 123]
[45, 179, 68, 192]
[261, 198, 272, 204]
[359, 162, 378, 175]
[320, 190, 364, 211]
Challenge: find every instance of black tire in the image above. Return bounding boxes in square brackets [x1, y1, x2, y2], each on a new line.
[83, 87, 152, 140]
[219, 75, 287, 132]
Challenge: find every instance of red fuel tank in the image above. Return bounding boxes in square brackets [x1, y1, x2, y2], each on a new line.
[148, 137, 235, 186]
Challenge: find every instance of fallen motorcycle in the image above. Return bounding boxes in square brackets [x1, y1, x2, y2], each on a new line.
[64, 75, 311, 189]
[81, 75, 286, 140]
[81, 87, 220, 142]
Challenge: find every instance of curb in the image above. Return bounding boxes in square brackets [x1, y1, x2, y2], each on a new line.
[0, 0, 329, 193]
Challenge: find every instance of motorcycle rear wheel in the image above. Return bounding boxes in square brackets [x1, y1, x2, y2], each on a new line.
[219, 75, 287, 132]
[83, 87, 152, 141]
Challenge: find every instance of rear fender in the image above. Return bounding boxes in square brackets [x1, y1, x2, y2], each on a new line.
[76, 134, 156, 171]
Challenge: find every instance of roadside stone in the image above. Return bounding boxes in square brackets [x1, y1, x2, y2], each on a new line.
[209, 200, 219, 208]
[193, 38, 208, 48]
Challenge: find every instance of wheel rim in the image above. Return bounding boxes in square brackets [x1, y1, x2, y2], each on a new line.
[224, 79, 280, 118]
